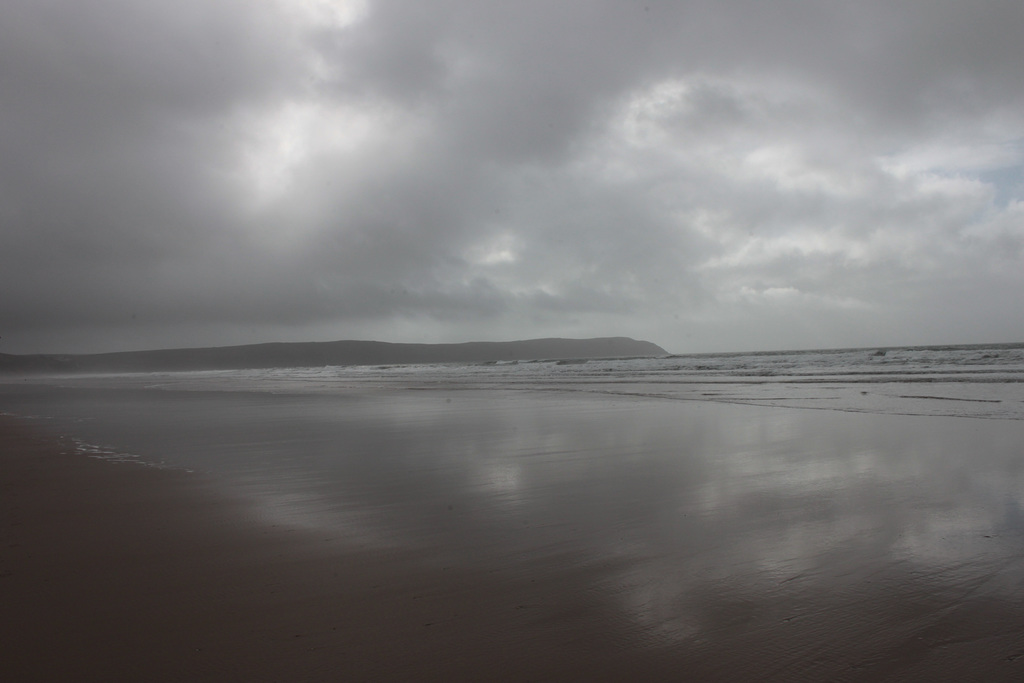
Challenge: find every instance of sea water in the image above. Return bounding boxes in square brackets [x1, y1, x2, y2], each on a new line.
[32, 341, 1021, 418]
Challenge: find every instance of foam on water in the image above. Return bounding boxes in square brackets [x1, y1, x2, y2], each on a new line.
[69, 437, 180, 469]
[123, 343, 1024, 420]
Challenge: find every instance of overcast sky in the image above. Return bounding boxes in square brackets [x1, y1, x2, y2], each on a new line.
[2, 0, 1022, 355]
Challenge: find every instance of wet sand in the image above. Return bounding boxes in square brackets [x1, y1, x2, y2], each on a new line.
[0, 414, 700, 682]
[3, 411, 1024, 682]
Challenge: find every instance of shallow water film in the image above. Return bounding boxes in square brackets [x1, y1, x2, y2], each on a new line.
[3, 348, 1024, 680]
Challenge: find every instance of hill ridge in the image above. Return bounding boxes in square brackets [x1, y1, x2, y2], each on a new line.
[0, 337, 668, 374]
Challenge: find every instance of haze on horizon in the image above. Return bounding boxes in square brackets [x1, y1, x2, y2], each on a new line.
[2, 0, 1023, 356]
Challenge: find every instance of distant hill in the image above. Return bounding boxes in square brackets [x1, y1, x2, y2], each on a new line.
[0, 337, 668, 374]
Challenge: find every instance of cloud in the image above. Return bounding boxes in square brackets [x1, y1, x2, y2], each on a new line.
[1, 0, 1022, 353]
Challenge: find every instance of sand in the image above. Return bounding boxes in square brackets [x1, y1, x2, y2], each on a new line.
[1, 415, 684, 681]
[3, 412, 1024, 682]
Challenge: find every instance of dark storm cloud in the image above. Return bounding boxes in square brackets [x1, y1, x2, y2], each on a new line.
[1, 0, 1022, 353]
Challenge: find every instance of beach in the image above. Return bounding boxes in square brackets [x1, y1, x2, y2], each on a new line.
[3, 352, 1024, 681]
[3, 414, 687, 682]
